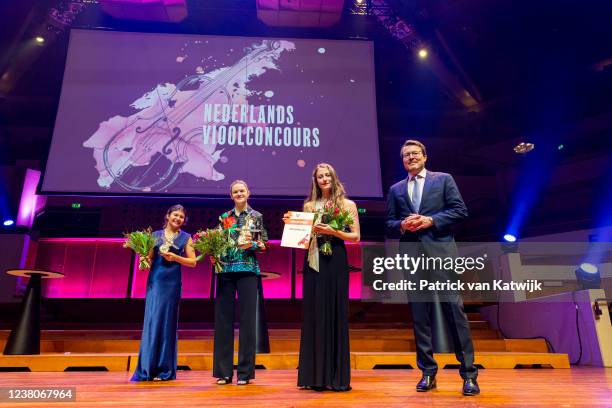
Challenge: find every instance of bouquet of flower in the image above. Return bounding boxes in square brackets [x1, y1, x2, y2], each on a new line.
[123, 227, 157, 271]
[191, 227, 234, 273]
[316, 202, 354, 256]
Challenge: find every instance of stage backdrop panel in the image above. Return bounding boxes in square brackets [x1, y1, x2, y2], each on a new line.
[32, 239, 298, 299]
[42, 29, 381, 197]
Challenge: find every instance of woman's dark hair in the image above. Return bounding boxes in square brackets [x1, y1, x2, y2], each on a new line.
[164, 204, 187, 227]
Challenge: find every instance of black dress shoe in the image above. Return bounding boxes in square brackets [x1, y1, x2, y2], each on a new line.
[416, 375, 436, 392]
[331, 385, 352, 392]
[462, 378, 480, 396]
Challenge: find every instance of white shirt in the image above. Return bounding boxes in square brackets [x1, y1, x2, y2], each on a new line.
[407, 168, 427, 209]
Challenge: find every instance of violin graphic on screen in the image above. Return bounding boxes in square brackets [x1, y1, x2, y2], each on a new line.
[83, 40, 295, 192]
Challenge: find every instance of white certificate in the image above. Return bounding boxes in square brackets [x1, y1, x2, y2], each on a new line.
[280, 211, 316, 249]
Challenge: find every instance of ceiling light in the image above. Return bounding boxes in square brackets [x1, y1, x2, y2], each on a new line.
[513, 142, 534, 154]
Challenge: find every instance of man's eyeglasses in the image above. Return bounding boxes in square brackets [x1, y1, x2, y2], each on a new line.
[402, 151, 423, 158]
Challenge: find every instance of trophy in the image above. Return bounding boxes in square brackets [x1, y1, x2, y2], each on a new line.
[160, 232, 178, 254]
[237, 215, 255, 246]
[159, 242, 171, 254]
[237, 215, 262, 246]
[251, 217, 262, 243]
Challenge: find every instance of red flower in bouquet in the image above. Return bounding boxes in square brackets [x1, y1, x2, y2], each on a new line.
[316, 203, 354, 256]
[221, 214, 237, 230]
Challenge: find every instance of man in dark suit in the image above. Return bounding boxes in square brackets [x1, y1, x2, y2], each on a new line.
[386, 139, 479, 396]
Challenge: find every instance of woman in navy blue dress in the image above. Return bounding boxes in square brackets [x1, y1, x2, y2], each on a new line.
[131, 204, 196, 381]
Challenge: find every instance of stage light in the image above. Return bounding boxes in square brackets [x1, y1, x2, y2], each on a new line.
[356, 0, 364, 4]
[575, 262, 600, 290]
[501, 234, 518, 252]
[558, 144, 564, 150]
[503, 234, 517, 242]
[3, 219, 14, 227]
[513, 142, 534, 154]
[35, 36, 45, 44]
[418, 48, 428, 59]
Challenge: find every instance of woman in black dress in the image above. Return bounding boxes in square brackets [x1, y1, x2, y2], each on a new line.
[294, 163, 360, 391]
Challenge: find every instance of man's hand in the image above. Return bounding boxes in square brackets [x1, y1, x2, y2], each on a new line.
[402, 214, 434, 232]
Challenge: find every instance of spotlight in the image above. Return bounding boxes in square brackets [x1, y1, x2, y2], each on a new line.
[501, 234, 518, 253]
[3, 219, 14, 227]
[558, 144, 564, 150]
[575, 263, 600, 290]
[35, 36, 45, 44]
[513, 142, 534, 154]
[503, 234, 517, 242]
[418, 48, 428, 59]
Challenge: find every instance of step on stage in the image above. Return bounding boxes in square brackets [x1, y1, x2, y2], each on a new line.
[1, 369, 611, 407]
[0, 327, 570, 371]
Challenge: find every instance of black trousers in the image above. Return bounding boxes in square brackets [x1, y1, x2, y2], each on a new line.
[213, 272, 257, 381]
[411, 297, 477, 379]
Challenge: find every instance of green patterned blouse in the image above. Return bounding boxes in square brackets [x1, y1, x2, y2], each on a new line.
[219, 206, 268, 274]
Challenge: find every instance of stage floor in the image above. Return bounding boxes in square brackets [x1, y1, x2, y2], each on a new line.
[0, 368, 611, 407]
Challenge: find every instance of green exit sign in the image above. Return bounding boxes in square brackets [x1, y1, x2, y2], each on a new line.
[357, 208, 366, 214]
[71, 203, 81, 209]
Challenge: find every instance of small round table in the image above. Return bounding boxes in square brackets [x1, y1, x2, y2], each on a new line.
[259, 271, 281, 280]
[3, 269, 64, 355]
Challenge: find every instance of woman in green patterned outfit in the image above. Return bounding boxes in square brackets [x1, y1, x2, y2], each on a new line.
[213, 180, 268, 385]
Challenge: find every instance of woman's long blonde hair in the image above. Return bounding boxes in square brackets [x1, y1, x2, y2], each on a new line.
[304, 163, 347, 209]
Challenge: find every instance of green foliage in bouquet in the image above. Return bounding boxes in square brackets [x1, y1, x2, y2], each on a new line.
[123, 227, 156, 271]
[191, 227, 234, 273]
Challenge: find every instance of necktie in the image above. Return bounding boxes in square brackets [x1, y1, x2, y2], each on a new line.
[411, 176, 421, 213]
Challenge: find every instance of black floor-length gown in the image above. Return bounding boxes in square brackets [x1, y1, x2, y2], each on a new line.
[298, 236, 351, 389]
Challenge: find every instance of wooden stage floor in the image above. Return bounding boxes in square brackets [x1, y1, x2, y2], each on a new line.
[1, 368, 611, 407]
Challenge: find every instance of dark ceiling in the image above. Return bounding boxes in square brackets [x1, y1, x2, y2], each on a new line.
[0, 0, 611, 239]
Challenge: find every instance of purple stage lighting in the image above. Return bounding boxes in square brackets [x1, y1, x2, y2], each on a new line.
[100, 0, 188, 23]
[256, 0, 344, 27]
